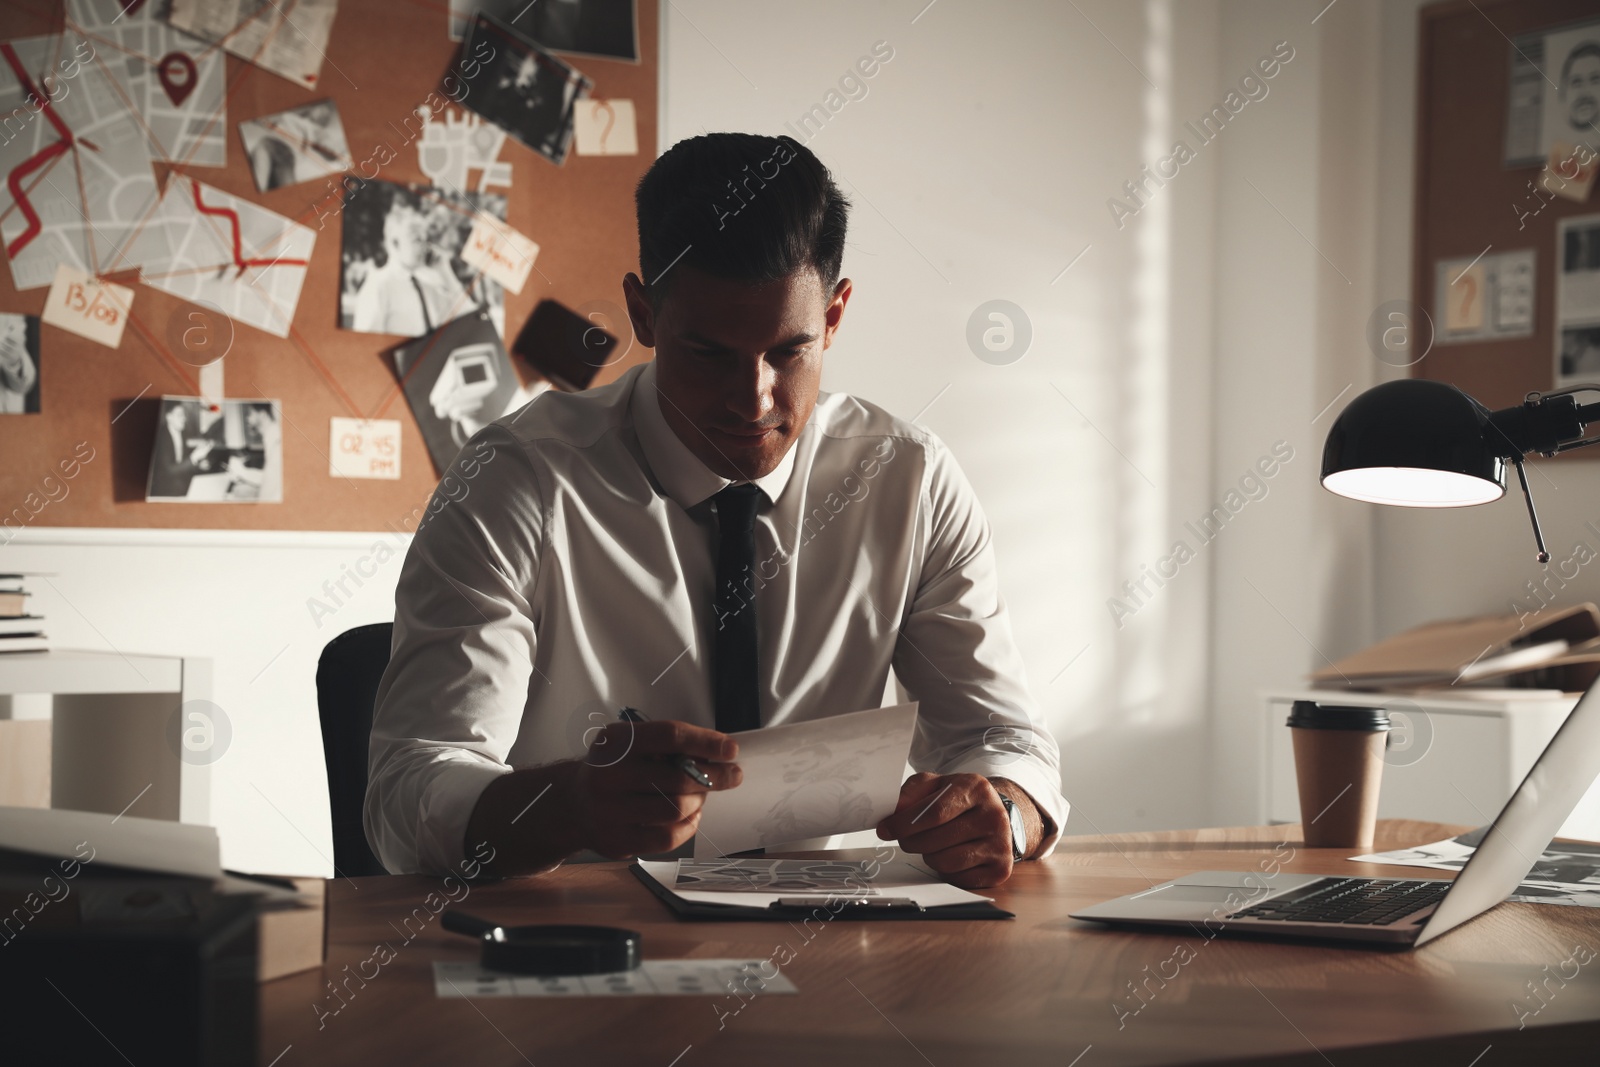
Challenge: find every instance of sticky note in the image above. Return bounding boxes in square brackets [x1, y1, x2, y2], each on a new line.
[574, 99, 638, 156]
[460, 215, 539, 296]
[42, 264, 132, 349]
[1444, 263, 1485, 333]
[330, 418, 401, 479]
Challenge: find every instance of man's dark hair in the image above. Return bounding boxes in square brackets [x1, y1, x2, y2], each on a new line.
[635, 132, 850, 302]
[1562, 41, 1600, 89]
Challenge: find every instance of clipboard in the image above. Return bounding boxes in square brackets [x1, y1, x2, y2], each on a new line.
[629, 862, 1014, 921]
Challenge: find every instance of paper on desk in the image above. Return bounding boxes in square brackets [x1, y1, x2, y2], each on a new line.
[640, 850, 992, 910]
[0, 806, 220, 879]
[435, 959, 797, 998]
[1351, 829, 1600, 908]
[694, 702, 919, 859]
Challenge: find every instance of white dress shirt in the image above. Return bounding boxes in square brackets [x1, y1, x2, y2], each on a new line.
[365, 361, 1068, 875]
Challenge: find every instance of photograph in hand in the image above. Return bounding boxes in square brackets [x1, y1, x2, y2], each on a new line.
[456, 14, 593, 166]
[0, 313, 40, 414]
[145, 397, 283, 503]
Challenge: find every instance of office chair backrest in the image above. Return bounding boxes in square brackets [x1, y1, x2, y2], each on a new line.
[315, 622, 394, 877]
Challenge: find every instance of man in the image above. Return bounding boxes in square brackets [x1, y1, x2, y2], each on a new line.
[351, 203, 466, 336]
[1563, 42, 1600, 135]
[366, 133, 1066, 888]
[148, 400, 221, 499]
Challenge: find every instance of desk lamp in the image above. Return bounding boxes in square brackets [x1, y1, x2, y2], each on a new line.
[1320, 378, 1600, 561]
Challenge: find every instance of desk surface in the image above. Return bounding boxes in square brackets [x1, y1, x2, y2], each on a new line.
[260, 820, 1600, 1066]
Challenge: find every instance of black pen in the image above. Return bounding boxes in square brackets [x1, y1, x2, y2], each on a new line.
[617, 706, 716, 787]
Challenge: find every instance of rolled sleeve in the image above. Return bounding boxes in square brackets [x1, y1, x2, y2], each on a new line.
[892, 436, 1068, 857]
[364, 425, 544, 875]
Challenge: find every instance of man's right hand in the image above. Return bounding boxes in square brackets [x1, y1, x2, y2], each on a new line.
[572, 721, 741, 859]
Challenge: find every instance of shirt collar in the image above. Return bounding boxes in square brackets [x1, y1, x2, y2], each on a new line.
[631, 361, 799, 509]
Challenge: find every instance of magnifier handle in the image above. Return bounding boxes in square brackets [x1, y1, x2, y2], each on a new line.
[441, 910, 498, 938]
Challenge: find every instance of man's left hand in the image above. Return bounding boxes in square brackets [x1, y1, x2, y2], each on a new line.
[875, 772, 1031, 889]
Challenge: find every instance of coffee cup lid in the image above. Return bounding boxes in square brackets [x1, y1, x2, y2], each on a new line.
[1286, 700, 1391, 731]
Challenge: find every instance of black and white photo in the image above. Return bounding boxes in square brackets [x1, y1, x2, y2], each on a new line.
[1544, 26, 1600, 156]
[146, 397, 283, 503]
[339, 179, 507, 338]
[449, 0, 637, 60]
[0, 313, 40, 414]
[1557, 214, 1600, 384]
[457, 13, 592, 166]
[394, 309, 524, 474]
[239, 100, 354, 192]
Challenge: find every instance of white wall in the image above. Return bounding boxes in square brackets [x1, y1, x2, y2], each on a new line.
[1205, 0, 1381, 823]
[1, 528, 404, 875]
[664, 0, 1233, 836]
[0, 0, 1414, 873]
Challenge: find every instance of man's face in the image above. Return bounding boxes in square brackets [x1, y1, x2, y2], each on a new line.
[165, 405, 187, 433]
[626, 265, 851, 482]
[1566, 52, 1600, 130]
[391, 218, 425, 270]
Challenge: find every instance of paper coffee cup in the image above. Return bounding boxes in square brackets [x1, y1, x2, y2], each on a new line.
[1287, 701, 1389, 849]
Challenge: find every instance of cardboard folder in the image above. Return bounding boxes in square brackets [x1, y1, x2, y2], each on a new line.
[1310, 603, 1600, 691]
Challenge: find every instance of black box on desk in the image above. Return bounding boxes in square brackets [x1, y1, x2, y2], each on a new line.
[0, 851, 258, 1066]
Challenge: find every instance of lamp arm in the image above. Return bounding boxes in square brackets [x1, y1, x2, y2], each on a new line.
[1483, 387, 1600, 562]
[1486, 393, 1589, 458]
[1513, 458, 1551, 564]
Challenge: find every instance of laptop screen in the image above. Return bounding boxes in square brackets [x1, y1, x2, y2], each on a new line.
[1416, 677, 1600, 945]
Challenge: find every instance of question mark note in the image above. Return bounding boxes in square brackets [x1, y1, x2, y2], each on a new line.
[575, 98, 638, 156]
[1446, 263, 1484, 334]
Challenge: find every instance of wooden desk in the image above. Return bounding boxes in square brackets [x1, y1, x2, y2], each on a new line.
[259, 820, 1600, 1066]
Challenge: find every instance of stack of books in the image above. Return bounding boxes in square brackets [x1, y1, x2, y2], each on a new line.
[0, 574, 46, 653]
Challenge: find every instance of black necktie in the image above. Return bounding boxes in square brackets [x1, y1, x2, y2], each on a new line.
[409, 274, 434, 333]
[713, 484, 764, 734]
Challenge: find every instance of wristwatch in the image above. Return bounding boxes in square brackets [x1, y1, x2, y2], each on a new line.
[1000, 796, 1027, 862]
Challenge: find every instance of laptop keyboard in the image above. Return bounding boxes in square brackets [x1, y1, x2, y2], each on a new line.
[1229, 877, 1450, 925]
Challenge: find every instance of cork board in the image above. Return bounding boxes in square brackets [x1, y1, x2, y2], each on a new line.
[1414, 0, 1600, 458]
[0, 0, 656, 530]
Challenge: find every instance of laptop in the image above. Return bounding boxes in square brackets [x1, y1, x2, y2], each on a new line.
[1071, 674, 1600, 947]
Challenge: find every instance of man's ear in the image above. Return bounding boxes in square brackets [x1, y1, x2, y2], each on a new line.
[622, 273, 657, 349]
[823, 278, 853, 350]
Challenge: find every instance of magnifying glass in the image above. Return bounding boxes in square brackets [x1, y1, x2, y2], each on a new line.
[441, 910, 642, 976]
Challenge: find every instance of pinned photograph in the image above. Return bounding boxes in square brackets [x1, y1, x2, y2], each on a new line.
[457, 13, 593, 166]
[393, 310, 524, 475]
[0, 314, 41, 414]
[240, 100, 354, 192]
[146, 397, 283, 503]
[1560, 324, 1600, 380]
[449, 0, 639, 62]
[1543, 27, 1600, 158]
[1557, 214, 1600, 384]
[340, 180, 508, 339]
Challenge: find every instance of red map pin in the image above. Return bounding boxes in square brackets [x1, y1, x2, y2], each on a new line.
[157, 52, 197, 107]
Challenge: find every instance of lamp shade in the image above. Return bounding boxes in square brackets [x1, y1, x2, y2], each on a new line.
[1321, 379, 1506, 507]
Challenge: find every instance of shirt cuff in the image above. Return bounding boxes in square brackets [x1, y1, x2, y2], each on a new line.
[414, 758, 512, 876]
